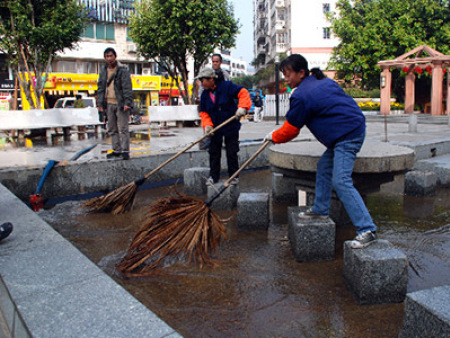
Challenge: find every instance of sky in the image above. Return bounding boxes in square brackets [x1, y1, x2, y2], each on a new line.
[230, 0, 254, 64]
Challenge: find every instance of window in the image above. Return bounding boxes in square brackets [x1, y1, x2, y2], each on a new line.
[323, 3, 330, 13]
[81, 62, 98, 74]
[82, 24, 94, 38]
[105, 24, 115, 40]
[82, 23, 115, 41]
[323, 27, 331, 39]
[54, 61, 77, 73]
[126, 27, 133, 42]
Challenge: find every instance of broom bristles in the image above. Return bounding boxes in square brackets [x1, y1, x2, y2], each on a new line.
[82, 182, 138, 215]
[117, 193, 227, 277]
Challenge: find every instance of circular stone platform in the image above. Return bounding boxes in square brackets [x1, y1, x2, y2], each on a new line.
[269, 140, 415, 174]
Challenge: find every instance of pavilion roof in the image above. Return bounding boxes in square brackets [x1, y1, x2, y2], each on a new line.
[377, 45, 450, 68]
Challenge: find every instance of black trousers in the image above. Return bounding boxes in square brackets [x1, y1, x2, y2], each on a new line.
[208, 132, 240, 182]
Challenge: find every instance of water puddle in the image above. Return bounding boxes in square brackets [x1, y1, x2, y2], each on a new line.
[40, 169, 450, 337]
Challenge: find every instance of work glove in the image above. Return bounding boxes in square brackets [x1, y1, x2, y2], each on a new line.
[235, 107, 247, 117]
[264, 132, 273, 143]
[205, 125, 214, 135]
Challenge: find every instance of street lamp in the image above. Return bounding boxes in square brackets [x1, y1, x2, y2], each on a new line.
[275, 55, 280, 125]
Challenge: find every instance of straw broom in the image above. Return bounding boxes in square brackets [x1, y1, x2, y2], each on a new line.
[83, 115, 239, 215]
[117, 140, 270, 277]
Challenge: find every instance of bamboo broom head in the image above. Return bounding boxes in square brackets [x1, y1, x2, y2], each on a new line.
[117, 192, 227, 277]
[82, 181, 138, 215]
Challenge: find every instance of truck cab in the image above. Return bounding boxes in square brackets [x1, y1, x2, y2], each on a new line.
[54, 97, 96, 108]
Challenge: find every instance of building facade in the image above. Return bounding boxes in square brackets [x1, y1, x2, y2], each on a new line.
[1, 0, 249, 110]
[253, 0, 339, 76]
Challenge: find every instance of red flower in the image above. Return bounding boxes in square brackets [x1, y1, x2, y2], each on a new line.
[402, 67, 409, 73]
[444, 68, 447, 74]
[414, 66, 423, 74]
[425, 65, 432, 73]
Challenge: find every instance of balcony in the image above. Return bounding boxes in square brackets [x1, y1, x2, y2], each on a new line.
[275, 43, 287, 54]
[275, 20, 286, 31]
[275, 0, 285, 8]
[256, 44, 267, 58]
[127, 43, 137, 53]
[257, 35, 266, 45]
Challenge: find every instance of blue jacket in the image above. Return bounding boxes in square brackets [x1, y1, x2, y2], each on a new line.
[285, 76, 365, 148]
[199, 81, 244, 135]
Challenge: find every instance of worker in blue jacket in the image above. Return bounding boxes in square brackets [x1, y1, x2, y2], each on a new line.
[265, 54, 377, 249]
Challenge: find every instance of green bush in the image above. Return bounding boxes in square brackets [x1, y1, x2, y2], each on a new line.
[343, 88, 381, 98]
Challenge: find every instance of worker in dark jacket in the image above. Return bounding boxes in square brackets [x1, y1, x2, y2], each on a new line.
[197, 68, 252, 185]
[97, 47, 133, 160]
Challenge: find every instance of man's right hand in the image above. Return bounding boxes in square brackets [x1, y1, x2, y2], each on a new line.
[98, 107, 104, 112]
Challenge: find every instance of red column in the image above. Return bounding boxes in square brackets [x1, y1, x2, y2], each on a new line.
[404, 71, 415, 114]
[446, 69, 450, 116]
[380, 68, 392, 115]
[431, 61, 443, 116]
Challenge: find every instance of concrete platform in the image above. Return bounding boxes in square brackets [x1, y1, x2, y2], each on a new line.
[0, 184, 180, 337]
[268, 140, 415, 174]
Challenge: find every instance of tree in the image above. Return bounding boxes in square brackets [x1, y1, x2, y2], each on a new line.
[0, 0, 88, 109]
[231, 74, 256, 89]
[129, 0, 239, 104]
[328, 0, 450, 89]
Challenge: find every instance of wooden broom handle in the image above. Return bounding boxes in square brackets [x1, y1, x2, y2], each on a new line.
[142, 114, 239, 180]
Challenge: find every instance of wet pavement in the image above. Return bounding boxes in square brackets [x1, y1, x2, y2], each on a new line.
[0, 124, 195, 169]
[39, 169, 450, 338]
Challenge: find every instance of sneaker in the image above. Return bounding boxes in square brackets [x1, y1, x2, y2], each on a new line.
[230, 178, 239, 185]
[349, 231, 377, 249]
[298, 207, 328, 219]
[122, 153, 130, 160]
[0, 222, 13, 241]
[205, 177, 216, 186]
[106, 151, 122, 159]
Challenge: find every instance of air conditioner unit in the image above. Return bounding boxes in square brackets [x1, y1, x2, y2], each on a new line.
[142, 68, 151, 75]
[127, 44, 137, 53]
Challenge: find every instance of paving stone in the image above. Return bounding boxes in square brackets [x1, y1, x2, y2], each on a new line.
[288, 206, 335, 262]
[400, 285, 450, 338]
[272, 173, 299, 203]
[183, 167, 209, 196]
[404, 170, 437, 196]
[237, 193, 270, 230]
[207, 182, 239, 210]
[343, 239, 408, 305]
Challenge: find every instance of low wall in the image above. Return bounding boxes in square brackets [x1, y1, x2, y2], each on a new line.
[0, 142, 269, 202]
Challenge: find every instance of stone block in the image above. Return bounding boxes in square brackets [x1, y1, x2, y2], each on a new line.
[237, 193, 270, 230]
[272, 173, 299, 203]
[207, 182, 239, 210]
[343, 239, 408, 305]
[400, 285, 450, 338]
[287, 206, 335, 262]
[183, 167, 209, 196]
[404, 170, 436, 196]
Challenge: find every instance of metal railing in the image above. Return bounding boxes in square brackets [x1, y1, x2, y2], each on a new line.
[263, 94, 290, 118]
